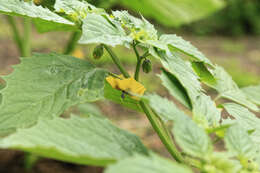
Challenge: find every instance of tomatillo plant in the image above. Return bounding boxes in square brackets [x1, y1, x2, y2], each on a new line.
[0, 1, 260, 173]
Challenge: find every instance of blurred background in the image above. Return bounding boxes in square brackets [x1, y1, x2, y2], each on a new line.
[0, 0, 259, 173]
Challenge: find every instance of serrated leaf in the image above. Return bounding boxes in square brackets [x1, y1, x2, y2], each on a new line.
[159, 69, 192, 109]
[145, 94, 187, 122]
[118, 0, 225, 27]
[0, 0, 74, 28]
[0, 116, 148, 166]
[160, 34, 213, 66]
[156, 51, 220, 129]
[242, 84, 260, 106]
[206, 152, 242, 173]
[222, 103, 260, 145]
[159, 51, 202, 102]
[224, 124, 257, 160]
[173, 115, 212, 158]
[54, 0, 105, 21]
[112, 10, 158, 43]
[105, 153, 192, 173]
[79, 13, 131, 47]
[0, 53, 107, 135]
[192, 93, 221, 128]
[212, 66, 258, 112]
[104, 82, 142, 112]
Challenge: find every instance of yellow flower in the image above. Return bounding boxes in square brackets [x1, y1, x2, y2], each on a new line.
[72, 48, 84, 59]
[106, 75, 146, 100]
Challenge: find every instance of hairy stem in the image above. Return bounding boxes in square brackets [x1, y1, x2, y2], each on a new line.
[23, 18, 31, 57]
[103, 45, 130, 78]
[64, 31, 82, 55]
[6, 16, 24, 55]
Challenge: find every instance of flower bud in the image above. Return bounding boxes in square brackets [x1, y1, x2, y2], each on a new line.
[142, 59, 152, 73]
[93, 44, 104, 59]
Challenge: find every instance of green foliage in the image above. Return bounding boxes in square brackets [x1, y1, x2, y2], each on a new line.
[79, 13, 131, 47]
[173, 115, 212, 158]
[0, 115, 148, 166]
[0, 1, 259, 172]
[242, 84, 260, 106]
[224, 124, 257, 160]
[0, 0, 76, 32]
[0, 53, 107, 135]
[159, 69, 192, 109]
[209, 66, 259, 112]
[105, 153, 193, 173]
[160, 34, 213, 66]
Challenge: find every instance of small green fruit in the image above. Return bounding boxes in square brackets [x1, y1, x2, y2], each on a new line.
[93, 44, 104, 59]
[142, 59, 152, 73]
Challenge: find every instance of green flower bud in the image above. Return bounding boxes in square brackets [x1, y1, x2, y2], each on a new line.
[93, 44, 104, 59]
[142, 59, 152, 73]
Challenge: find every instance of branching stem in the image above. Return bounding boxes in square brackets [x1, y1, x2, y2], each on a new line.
[103, 45, 130, 78]
[133, 42, 149, 81]
[105, 44, 184, 163]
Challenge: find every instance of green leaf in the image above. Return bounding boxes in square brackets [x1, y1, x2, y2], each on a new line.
[160, 34, 213, 66]
[159, 69, 192, 109]
[104, 82, 142, 112]
[79, 13, 131, 47]
[54, 0, 105, 21]
[105, 153, 192, 173]
[77, 103, 105, 119]
[145, 94, 213, 158]
[0, 0, 74, 28]
[0, 115, 148, 166]
[242, 84, 260, 106]
[173, 115, 212, 158]
[212, 66, 258, 112]
[205, 152, 242, 173]
[191, 62, 216, 86]
[0, 53, 107, 135]
[159, 51, 202, 102]
[224, 124, 257, 160]
[145, 94, 187, 122]
[118, 0, 225, 27]
[192, 93, 221, 128]
[33, 19, 78, 33]
[222, 103, 260, 145]
[157, 52, 220, 128]
[112, 10, 158, 43]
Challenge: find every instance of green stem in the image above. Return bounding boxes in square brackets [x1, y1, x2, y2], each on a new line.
[64, 31, 82, 55]
[24, 153, 39, 171]
[6, 16, 24, 55]
[23, 18, 31, 57]
[133, 43, 142, 81]
[139, 101, 184, 163]
[103, 45, 130, 78]
[106, 45, 184, 162]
